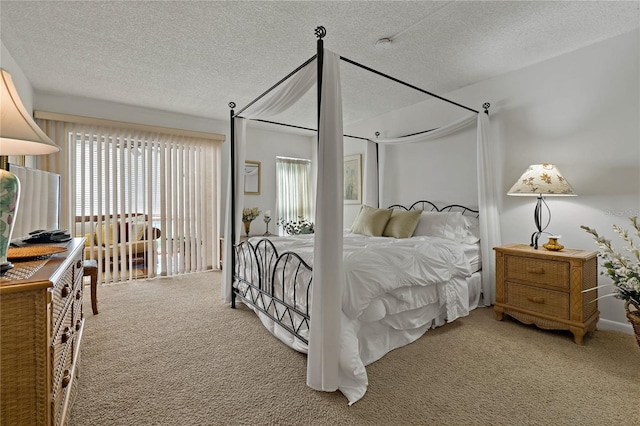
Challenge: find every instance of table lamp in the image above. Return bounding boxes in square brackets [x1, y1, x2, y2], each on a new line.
[0, 68, 60, 271]
[507, 163, 576, 249]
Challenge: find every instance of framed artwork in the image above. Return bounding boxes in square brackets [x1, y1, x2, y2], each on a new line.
[244, 160, 261, 195]
[344, 154, 362, 205]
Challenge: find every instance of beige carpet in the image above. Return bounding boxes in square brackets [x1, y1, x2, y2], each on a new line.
[69, 271, 640, 426]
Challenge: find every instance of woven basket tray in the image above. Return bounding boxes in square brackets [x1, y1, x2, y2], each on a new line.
[625, 300, 640, 349]
[7, 246, 67, 261]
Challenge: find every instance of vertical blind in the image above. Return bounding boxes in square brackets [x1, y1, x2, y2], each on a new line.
[35, 112, 224, 284]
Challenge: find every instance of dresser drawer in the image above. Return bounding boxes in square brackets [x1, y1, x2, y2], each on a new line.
[51, 305, 74, 399]
[506, 282, 570, 319]
[51, 351, 74, 426]
[51, 263, 75, 334]
[505, 255, 569, 290]
[73, 255, 83, 284]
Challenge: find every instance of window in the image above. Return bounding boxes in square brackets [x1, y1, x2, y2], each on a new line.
[276, 157, 313, 228]
[74, 135, 160, 218]
[36, 113, 223, 283]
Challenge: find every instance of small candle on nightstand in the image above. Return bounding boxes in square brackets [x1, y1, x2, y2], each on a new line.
[264, 210, 271, 219]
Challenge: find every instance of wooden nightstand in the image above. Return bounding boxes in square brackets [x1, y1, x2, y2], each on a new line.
[494, 244, 599, 344]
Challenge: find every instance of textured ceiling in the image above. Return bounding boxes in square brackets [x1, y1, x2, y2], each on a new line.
[1, 1, 639, 132]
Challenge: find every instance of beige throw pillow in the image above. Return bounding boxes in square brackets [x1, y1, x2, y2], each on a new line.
[350, 205, 393, 236]
[383, 209, 422, 238]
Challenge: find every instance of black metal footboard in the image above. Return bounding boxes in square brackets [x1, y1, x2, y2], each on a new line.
[233, 238, 313, 345]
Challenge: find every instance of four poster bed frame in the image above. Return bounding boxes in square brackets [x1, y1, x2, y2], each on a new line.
[232, 200, 480, 345]
[226, 27, 492, 404]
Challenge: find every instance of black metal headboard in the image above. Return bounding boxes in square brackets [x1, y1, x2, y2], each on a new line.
[388, 200, 479, 218]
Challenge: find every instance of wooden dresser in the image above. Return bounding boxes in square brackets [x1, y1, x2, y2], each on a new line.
[0, 238, 85, 426]
[494, 244, 599, 344]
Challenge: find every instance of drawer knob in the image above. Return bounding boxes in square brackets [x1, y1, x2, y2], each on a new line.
[61, 370, 71, 388]
[527, 296, 545, 304]
[76, 290, 82, 300]
[61, 327, 72, 343]
[75, 319, 81, 331]
[61, 284, 70, 298]
[526, 267, 545, 275]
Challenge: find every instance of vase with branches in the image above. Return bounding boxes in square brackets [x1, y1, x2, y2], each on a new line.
[242, 207, 260, 237]
[581, 217, 640, 347]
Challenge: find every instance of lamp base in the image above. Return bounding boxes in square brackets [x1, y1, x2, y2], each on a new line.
[0, 168, 20, 270]
[529, 194, 551, 250]
[531, 231, 542, 250]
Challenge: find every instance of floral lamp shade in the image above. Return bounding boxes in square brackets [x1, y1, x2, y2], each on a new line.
[507, 163, 576, 250]
[507, 164, 576, 196]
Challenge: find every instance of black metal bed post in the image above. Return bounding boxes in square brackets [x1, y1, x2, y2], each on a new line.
[375, 131, 380, 208]
[315, 26, 325, 145]
[229, 102, 237, 309]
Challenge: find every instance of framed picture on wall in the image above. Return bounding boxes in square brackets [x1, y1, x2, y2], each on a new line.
[244, 160, 261, 195]
[344, 154, 362, 205]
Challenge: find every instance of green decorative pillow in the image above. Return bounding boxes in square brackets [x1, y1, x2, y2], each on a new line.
[383, 209, 422, 238]
[350, 205, 393, 236]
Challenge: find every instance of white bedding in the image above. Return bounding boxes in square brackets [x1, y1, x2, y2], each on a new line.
[239, 232, 478, 404]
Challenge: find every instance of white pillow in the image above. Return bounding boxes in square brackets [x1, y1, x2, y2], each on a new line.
[413, 211, 479, 243]
[462, 216, 481, 244]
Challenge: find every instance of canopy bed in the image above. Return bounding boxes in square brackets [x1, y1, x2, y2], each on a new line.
[222, 27, 501, 405]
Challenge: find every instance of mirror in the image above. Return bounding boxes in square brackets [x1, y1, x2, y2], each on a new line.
[244, 160, 261, 195]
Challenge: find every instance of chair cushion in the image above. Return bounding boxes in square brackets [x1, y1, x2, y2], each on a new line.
[100, 223, 119, 246]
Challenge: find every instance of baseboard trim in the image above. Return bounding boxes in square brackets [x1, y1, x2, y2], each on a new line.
[598, 318, 633, 334]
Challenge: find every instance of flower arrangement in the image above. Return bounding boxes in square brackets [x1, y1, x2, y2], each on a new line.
[581, 217, 640, 305]
[242, 207, 260, 223]
[277, 216, 315, 235]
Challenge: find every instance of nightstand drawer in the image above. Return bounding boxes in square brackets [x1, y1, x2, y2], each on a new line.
[505, 255, 569, 290]
[506, 282, 569, 319]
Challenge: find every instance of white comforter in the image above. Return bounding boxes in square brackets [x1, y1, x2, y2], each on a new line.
[243, 232, 473, 404]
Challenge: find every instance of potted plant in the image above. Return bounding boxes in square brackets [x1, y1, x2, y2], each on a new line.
[242, 207, 260, 237]
[581, 217, 640, 348]
[277, 216, 315, 235]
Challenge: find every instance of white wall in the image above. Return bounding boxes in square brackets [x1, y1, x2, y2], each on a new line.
[343, 138, 367, 227]
[351, 29, 639, 331]
[242, 124, 315, 235]
[34, 92, 228, 135]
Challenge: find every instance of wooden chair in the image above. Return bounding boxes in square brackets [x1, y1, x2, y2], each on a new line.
[83, 259, 99, 314]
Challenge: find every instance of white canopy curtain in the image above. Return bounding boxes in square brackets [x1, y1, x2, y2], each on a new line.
[223, 49, 346, 397]
[35, 112, 223, 284]
[222, 56, 317, 299]
[364, 113, 501, 305]
[224, 32, 500, 404]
